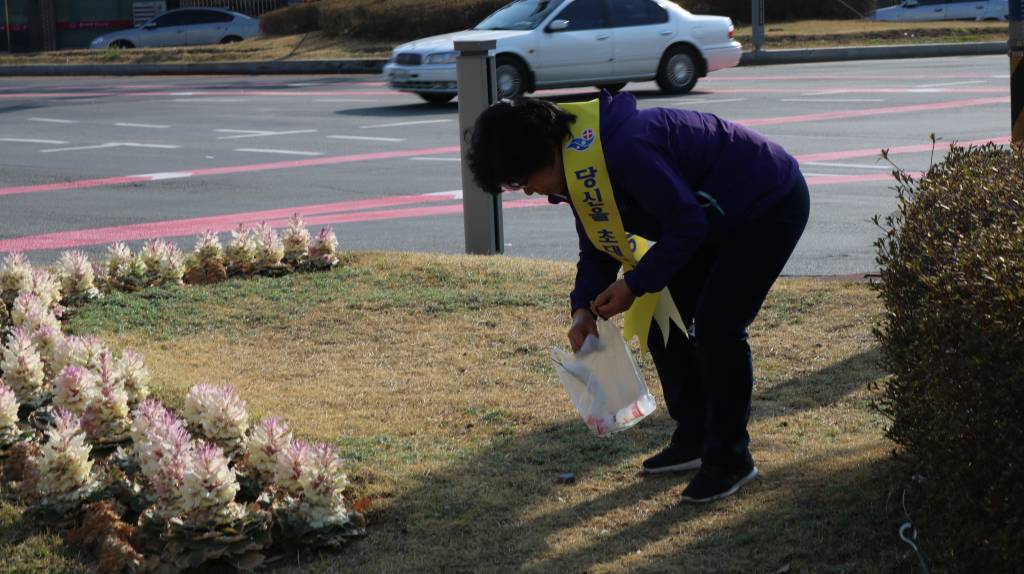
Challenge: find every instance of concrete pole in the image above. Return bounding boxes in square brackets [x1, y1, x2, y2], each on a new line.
[455, 39, 504, 255]
[1011, 0, 1023, 143]
[751, 0, 765, 53]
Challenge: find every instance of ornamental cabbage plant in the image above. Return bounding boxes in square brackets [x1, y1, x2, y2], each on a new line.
[56, 251, 100, 305]
[282, 214, 311, 265]
[183, 384, 249, 457]
[35, 409, 95, 497]
[1, 327, 46, 404]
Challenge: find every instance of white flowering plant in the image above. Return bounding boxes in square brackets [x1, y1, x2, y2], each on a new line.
[245, 417, 292, 488]
[11, 292, 62, 334]
[253, 222, 286, 273]
[27, 408, 101, 523]
[226, 225, 257, 275]
[113, 349, 150, 405]
[56, 251, 101, 306]
[105, 243, 148, 292]
[282, 214, 311, 266]
[306, 227, 341, 271]
[0, 382, 24, 449]
[141, 239, 185, 286]
[183, 384, 249, 458]
[183, 230, 228, 285]
[28, 268, 63, 311]
[0, 252, 33, 304]
[53, 365, 99, 416]
[1, 327, 47, 405]
[81, 356, 131, 445]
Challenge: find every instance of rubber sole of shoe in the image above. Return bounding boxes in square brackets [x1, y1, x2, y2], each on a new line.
[642, 458, 702, 474]
[681, 466, 759, 503]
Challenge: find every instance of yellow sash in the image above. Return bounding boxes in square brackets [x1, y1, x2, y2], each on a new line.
[560, 99, 685, 349]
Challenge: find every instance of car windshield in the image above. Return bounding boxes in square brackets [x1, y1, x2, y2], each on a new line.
[474, 0, 561, 30]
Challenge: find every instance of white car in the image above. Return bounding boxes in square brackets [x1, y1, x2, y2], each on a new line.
[383, 0, 742, 104]
[870, 0, 1008, 22]
[89, 8, 260, 49]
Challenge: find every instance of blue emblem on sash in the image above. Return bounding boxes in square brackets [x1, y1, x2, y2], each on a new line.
[566, 128, 595, 152]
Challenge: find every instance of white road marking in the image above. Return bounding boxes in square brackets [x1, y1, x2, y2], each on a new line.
[327, 135, 406, 142]
[234, 148, 323, 156]
[169, 92, 195, 96]
[426, 189, 463, 199]
[993, 74, 1010, 79]
[140, 171, 193, 180]
[315, 98, 382, 103]
[0, 137, 68, 144]
[216, 129, 318, 140]
[915, 80, 987, 88]
[360, 119, 452, 129]
[409, 156, 460, 161]
[40, 142, 181, 153]
[28, 117, 79, 124]
[803, 161, 892, 170]
[800, 172, 842, 178]
[782, 98, 886, 103]
[115, 122, 170, 129]
[171, 98, 249, 103]
[670, 98, 746, 105]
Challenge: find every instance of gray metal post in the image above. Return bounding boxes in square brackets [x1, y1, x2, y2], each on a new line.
[455, 39, 503, 255]
[4, 0, 11, 53]
[751, 0, 765, 53]
[1011, 0, 1023, 143]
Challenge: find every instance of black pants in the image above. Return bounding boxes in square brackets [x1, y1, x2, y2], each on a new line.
[646, 175, 810, 469]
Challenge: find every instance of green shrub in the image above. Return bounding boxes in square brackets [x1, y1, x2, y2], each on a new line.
[874, 142, 1024, 572]
[260, 3, 321, 36]
[319, 0, 505, 41]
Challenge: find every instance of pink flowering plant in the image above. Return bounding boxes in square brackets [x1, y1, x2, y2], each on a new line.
[1, 327, 47, 405]
[53, 365, 99, 416]
[245, 417, 293, 487]
[307, 227, 341, 270]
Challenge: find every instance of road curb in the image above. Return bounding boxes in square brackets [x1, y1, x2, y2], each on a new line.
[739, 41, 1007, 65]
[0, 59, 385, 76]
[0, 41, 1009, 76]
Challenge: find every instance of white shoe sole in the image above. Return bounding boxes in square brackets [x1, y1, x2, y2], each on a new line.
[642, 458, 702, 474]
[681, 466, 759, 503]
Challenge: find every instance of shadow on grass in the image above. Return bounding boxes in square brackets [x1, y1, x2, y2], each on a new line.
[755, 348, 885, 420]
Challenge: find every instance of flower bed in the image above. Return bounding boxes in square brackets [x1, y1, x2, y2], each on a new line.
[0, 218, 364, 572]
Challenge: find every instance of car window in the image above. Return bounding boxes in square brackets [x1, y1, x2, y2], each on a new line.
[609, 0, 668, 27]
[152, 11, 190, 27]
[191, 10, 234, 24]
[553, 0, 609, 31]
[909, 0, 945, 6]
[475, 0, 562, 31]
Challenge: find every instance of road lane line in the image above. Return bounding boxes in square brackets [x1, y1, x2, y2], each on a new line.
[669, 98, 746, 105]
[327, 135, 405, 142]
[0, 138, 68, 144]
[115, 122, 170, 129]
[915, 80, 987, 88]
[794, 136, 1009, 163]
[216, 129, 318, 140]
[40, 142, 181, 153]
[28, 117, 79, 124]
[741, 97, 1008, 127]
[235, 148, 324, 156]
[782, 98, 885, 103]
[0, 145, 462, 197]
[360, 119, 452, 129]
[316, 99, 381, 103]
[802, 162, 892, 170]
[409, 156, 460, 161]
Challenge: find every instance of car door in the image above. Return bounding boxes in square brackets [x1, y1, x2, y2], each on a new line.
[901, 0, 947, 21]
[187, 10, 234, 45]
[141, 11, 189, 47]
[535, 0, 614, 85]
[608, 0, 674, 79]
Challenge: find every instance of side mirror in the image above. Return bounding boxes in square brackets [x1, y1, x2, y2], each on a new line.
[144, 21, 157, 29]
[547, 19, 569, 32]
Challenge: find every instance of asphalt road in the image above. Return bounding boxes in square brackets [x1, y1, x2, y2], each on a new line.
[0, 55, 1012, 276]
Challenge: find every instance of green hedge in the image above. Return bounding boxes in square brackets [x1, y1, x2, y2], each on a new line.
[261, 0, 882, 42]
[874, 142, 1024, 572]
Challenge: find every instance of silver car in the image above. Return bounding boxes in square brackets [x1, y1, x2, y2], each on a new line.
[870, 0, 1008, 21]
[384, 0, 742, 104]
[89, 8, 260, 49]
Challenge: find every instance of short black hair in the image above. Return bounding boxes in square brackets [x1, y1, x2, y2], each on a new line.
[466, 97, 576, 194]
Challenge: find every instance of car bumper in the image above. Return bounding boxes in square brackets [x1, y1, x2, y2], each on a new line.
[703, 42, 742, 73]
[384, 62, 458, 94]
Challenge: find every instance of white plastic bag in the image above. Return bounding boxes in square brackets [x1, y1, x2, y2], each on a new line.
[551, 319, 657, 437]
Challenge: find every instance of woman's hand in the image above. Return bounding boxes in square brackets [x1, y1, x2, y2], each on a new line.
[591, 278, 636, 319]
[568, 308, 598, 353]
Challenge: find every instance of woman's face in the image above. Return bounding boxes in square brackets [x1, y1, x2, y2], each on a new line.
[506, 149, 567, 197]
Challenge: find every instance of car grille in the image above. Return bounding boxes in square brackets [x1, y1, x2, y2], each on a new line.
[395, 53, 422, 66]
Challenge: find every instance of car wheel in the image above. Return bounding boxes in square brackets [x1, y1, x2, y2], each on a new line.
[656, 45, 700, 95]
[220, 35, 243, 44]
[417, 92, 455, 105]
[596, 83, 627, 93]
[495, 56, 527, 99]
[110, 40, 134, 49]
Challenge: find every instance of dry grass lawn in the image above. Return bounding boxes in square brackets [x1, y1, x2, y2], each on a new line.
[1, 252, 913, 572]
[0, 19, 1009, 67]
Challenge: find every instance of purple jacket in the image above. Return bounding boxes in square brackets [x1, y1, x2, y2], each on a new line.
[560, 91, 801, 315]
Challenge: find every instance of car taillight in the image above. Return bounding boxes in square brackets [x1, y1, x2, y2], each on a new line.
[728, 25, 735, 40]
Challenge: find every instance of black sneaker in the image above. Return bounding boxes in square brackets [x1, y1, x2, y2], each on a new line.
[681, 459, 758, 503]
[642, 443, 702, 474]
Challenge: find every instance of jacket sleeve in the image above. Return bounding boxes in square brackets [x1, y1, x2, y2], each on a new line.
[570, 209, 621, 316]
[618, 144, 709, 296]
